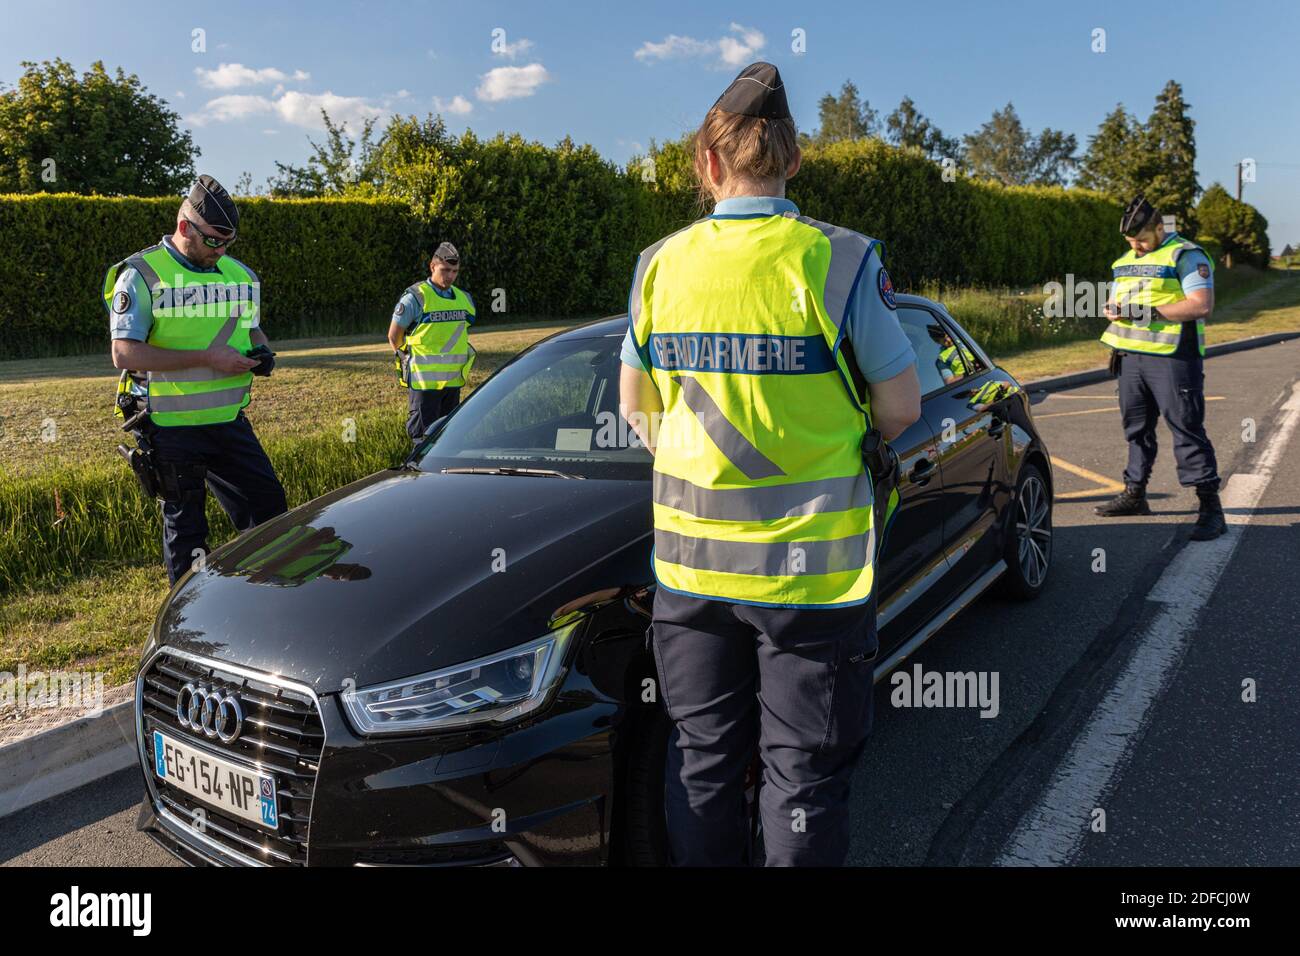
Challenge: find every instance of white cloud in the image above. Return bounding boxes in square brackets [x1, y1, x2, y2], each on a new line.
[188, 90, 386, 130]
[634, 34, 713, 62]
[717, 23, 766, 67]
[189, 94, 276, 124]
[274, 90, 386, 128]
[493, 37, 534, 59]
[476, 63, 549, 102]
[634, 23, 766, 68]
[194, 63, 311, 90]
[435, 95, 473, 116]
[174, 90, 186, 99]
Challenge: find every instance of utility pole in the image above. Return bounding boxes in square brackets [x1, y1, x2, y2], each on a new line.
[1235, 162, 1243, 201]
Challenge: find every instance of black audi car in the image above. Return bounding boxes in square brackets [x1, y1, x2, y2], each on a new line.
[134, 293, 1054, 866]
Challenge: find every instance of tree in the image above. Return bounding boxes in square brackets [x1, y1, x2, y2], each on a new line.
[0, 58, 197, 195]
[1077, 104, 1142, 198]
[803, 81, 879, 146]
[962, 103, 1077, 186]
[1282, 243, 1295, 258]
[1141, 80, 1199, 230]
[1196, 183, 1270, 269]
[266, 110, 380, 197]
[884, 96, 961, 161]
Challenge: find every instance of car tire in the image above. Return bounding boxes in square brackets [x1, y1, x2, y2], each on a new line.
[999, 461, 1052, 600]
[624, 706, 672, 866]
[624, 704, 767, 866]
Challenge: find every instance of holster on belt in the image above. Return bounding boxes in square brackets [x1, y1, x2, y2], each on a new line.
[861, 428, 901, 557]
[1108, 348, 1123, 378]
[115, 400, 207, 504]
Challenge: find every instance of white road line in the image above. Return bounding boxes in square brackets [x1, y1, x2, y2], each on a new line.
[996, 380, 1300, 866]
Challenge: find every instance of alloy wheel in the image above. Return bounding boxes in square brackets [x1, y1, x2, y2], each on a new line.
[1015, 474, 1052, 588]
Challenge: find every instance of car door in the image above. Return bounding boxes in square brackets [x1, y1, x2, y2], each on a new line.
[875, 412, 946, 651]
[900, 305, 1009, 594]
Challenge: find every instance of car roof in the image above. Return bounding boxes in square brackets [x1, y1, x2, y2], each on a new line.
[530, 292, 997, 377]
[548, 291, 947, 344]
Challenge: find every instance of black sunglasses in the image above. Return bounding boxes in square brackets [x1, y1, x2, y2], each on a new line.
[184, 216, 236, 249]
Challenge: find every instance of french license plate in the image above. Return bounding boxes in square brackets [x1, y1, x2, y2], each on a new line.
[153, 730, 279, 830]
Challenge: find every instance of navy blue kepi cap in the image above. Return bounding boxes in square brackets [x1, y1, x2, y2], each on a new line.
[712, 62, 790, 119]
[187, 174, 239, 230]
[1120, 194, 1155, 236]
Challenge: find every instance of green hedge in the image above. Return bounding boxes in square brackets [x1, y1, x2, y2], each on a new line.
[0, 138, 1125, 360]
[639, 138, 1122, 288]
[0, 194, 424, 358]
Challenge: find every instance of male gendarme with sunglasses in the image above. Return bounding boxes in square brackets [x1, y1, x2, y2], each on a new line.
[388, 242, 477, 443]
[104, 174, 288, 584]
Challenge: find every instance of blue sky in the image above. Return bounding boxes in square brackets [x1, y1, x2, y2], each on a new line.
[3, 0, 1297, 250]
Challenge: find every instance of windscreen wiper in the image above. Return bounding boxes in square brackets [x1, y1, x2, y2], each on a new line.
[440, 466, 586, 480]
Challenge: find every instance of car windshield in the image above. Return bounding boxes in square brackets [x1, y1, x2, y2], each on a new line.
[414, 329, 653, 480]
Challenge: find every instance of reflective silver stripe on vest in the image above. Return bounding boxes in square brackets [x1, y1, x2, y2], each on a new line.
[151, 307, 248, 383]
[655, 527, 873, 577]
[790, 214, 876, 330]
[654, 470, 869, 521]
[151, 366, 220, 384]
[411, 369, 463, 383]
[411, 355, 469, 368]
[438, 323, 466, 355]
[672, 375, 785, 480]
[149, 385, 250, 412]
[1103, 322, 1181, 345]
[126, 253, 163, 292]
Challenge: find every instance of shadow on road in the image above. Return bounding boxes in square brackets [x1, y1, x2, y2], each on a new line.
[0, 766, 145, 864]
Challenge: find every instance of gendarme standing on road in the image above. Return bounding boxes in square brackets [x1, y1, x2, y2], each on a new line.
[389, 242, 477, 443]
[1096, 194, 1225, 539]
[619, 62, 921, 866]
[105, 174, 288, 584]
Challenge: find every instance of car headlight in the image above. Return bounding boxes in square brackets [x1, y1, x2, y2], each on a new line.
[341, 618, 582, 735]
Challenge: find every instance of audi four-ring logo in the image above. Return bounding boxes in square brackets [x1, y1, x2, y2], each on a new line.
[176, 683, 244, 744]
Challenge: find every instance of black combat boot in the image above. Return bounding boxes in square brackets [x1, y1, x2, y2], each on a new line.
[1189, 484, 1227, 540]
[1095, 482, 1150, 517]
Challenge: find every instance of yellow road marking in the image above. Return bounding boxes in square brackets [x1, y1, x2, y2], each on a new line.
[1040, 393, 1120, 400]
[1050, 456, 1126, 500]
[1037, 396, 1224, 420]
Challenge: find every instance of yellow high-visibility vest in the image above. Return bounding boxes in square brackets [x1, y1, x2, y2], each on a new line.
[630, 211, 880, 608]
[1101, 233, 1211, 356]
[402, 281, 476, 390]
[102, 244, 257, 426]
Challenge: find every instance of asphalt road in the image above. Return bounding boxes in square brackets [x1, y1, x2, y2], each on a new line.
[3, 339, 1298, 867]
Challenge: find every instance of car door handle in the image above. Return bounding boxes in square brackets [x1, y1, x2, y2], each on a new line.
[908, 457, 936, 486]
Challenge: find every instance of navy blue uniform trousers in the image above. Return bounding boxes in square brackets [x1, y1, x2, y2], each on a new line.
[1117, 332, 1219, 489]
[406, 386, 461, 443]
[150, 412, 288, 583]
[651, 585, 876, 866]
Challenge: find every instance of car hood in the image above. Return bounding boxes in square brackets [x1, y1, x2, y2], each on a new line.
[155, 468, 653, 693]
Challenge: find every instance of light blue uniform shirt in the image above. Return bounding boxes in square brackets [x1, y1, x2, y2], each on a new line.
[108, 235, 262, 341]
[1166, 233, 1214, 294]
[620, 196, 915, 384]
[391, 282, 477, 330]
